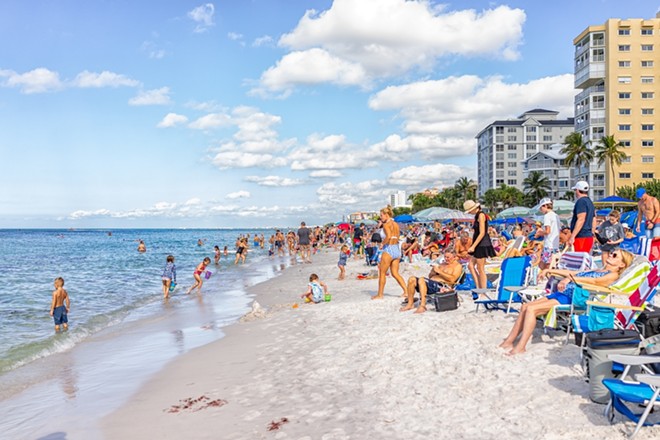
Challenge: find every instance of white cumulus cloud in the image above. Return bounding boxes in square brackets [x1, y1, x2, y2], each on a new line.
[244, 175, 306, 187]
[255, 0, 525, 94]
[157, 113, 189, 128]
[211, 151, 287, 169]
[73, 70, 140, 88]
[128, 87, 172, 106]
[226, 190, 251, 199]
[387, 163, 475, 188]
[0, 67, 63, 94]
[188, 3, 215, 33]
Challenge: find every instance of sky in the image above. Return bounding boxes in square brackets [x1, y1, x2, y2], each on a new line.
[1, 0, 658, 228]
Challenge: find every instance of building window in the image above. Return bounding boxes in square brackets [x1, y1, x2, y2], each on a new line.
[543, 135, 552, 141]
[496, 153, 504, 160]
[641, 44, 654, 51]
[496, 179, 504, 185]
[507, 162, 517, 168]
[507, 127, 516, 133]
[508, 170, 517, 176]
[642, 28, 654, 36]
[642, 92, 654, 99]
[642, 156, 655, 163]
[642, 124, 654, 131]
[507, 136, 516, 141]
[507, 179, 517, 185]
[642, 140, 654, 148]
[619, 44, 631, 51]
[643, 173, 655, 179]
[618, 28, 630, 35]
[642, 77, 654, 84]
[495, 126, 504, 134]
[496, 162, 504, 169]
[642, 108, 654, 115]
[619, 108, 631, 115]
[620, 140, 631, 147]
[619, 173, 631, 179]
[526, 135, 536, 141]
[527, 127, 536, 132]
[622, 156, 631, 163]
[619, 92, 631, 99]
[642, 60, 654, 67]
[507, 145, 516, 150]
[507, 153, 517, 159]
[619, 124, 631, 131]
[618, 60, 631, 67]
[543, 127, 552, 132]
[496, 145, 504, 151]
[618, 76, 632, 84]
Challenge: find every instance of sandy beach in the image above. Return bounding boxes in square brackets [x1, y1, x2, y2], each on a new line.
[98, 249, 660, 440]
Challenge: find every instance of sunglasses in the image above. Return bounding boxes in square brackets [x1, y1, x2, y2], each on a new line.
[609, 252, 621, 259]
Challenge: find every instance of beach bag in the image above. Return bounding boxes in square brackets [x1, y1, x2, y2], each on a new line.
[429, 291, 459, 312]
[585, 329, 641, 404]
[455, 274, 492, 291]
[635, 309, 660, 338]
[641, 334, 660, 374]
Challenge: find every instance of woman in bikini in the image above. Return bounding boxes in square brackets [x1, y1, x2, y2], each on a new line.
[373, 205, 407, 299]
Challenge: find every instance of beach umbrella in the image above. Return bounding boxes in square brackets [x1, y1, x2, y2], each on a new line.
[531, 199, 575, 215]
[497, 206, 531, 219]
[594, 195, 637, 209]
[393, 214, 416, 223]
[414, 207, 467, 221]
[336, 222, 351, 231]
[359, 219, 378, 226]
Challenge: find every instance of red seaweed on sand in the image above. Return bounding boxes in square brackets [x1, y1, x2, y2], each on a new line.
[165, 395, 228, 413]
[267, 417, 289, 431]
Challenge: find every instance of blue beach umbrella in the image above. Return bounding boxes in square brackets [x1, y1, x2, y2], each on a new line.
[393, 214, 416, 223]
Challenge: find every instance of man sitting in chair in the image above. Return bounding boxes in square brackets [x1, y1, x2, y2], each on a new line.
[400, 248, 463, 314]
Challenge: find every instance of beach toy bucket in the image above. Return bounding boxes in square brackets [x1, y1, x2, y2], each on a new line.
[205, 271, 212, 279]
[324, 294, 332, 302]
[169, 282, 177, 292]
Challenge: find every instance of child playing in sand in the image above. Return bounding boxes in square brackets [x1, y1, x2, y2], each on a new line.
[338, 244, 350, 280]
[162, 255, 177, 299]
[50, 277, 70, 332]
[301, 273, 328, 304]
[187, 257, 211, 294]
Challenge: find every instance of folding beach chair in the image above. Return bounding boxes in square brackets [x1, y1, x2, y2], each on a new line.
[474, 255, 531, 314]
[602, 351, 660, 439]
[570, 264, 659, 344]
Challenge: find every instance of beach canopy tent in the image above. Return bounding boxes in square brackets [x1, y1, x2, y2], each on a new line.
[414, 207, 467, 221]
[531, 199, 575, 215]
[594, 195, 637, 207]
[356, 219, 378, 226]
[497, 206, 531, 219]
[393, 214, 417, 223]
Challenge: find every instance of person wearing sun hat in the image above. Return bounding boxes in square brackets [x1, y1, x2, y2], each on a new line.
[463, 200, 495, 290]
[568, 180, 595, 253]
[635, 187, 660, 238]
[535, 197, 561, 270]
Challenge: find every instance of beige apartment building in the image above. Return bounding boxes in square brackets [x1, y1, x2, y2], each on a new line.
[574, 14, 660, 196]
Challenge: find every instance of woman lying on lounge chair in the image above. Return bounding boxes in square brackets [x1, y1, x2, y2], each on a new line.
[499, 249, 634, 355]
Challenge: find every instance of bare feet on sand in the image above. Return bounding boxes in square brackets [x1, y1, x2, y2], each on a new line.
[414, 305, 426, 314]
[371, 295, 384, 300]
[499, 340, 513, 349]
[399, 304, 414, 312]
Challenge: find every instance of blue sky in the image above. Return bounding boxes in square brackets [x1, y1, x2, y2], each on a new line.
[0, 0, 658, 228]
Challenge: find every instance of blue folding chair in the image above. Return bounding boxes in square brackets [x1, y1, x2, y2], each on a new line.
[474, 256, 532, 314]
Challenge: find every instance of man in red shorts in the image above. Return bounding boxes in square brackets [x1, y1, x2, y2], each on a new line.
[568, 180, 595, 253]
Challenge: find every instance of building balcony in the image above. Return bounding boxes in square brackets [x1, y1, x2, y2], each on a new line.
[575, 62, 606, 89]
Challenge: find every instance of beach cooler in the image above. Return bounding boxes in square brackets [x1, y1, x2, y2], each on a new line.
[585, 329, 641, 404]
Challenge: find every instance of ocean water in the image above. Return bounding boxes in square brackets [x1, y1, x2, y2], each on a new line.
[0, 228, 278, 375]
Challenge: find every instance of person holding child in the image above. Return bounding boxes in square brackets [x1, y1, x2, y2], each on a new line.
[301, 273, 328, 303]
[499, 249, 633, 355]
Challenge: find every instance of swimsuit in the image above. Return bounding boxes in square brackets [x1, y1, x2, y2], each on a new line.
[162, 262, 176, 282]
[53, 305, 68, 325]
[382, 243, 401, 260]
[546, 270, 610, 305]
[309, 282, 324, 303]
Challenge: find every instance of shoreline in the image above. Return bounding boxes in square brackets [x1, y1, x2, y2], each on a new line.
[100, 250, 660, 440]
[0, 251, 300, 440]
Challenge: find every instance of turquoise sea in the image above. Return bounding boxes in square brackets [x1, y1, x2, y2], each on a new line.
[0, 228, 279, 375]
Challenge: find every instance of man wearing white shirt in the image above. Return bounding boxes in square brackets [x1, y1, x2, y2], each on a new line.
[535, 197, 561, 269]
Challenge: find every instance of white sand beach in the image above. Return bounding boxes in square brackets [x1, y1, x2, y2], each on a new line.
[101, 250, 660, 440]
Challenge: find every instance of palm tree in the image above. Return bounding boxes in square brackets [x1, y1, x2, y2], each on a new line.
[594, 134, 627, 194]
[523, 171, 551, 204]
[454, 177, 477, 202]
[560, 132, 594, 179]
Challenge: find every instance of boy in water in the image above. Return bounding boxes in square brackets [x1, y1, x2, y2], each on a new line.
[50, 277, 70, 332]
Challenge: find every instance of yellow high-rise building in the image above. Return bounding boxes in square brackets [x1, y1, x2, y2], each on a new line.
[574, 14, 660, 197]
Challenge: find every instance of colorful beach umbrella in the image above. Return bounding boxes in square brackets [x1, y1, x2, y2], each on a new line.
[497, 206, 531, 219]
[414, 207, 467, 221]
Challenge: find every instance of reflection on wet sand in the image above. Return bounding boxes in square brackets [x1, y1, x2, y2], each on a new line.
[59, 363, 78, 400]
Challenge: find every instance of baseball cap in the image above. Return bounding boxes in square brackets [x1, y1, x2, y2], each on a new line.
[538, 197, 552, 207]
[636, 188, 646, 198]
[571, 181, 589, 192]
[622, 223, 630, 229]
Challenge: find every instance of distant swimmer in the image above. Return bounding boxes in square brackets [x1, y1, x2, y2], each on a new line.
[197, 238, 205, 246]
[137, 240, 146, 253]
[50, 277, 70, 332]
